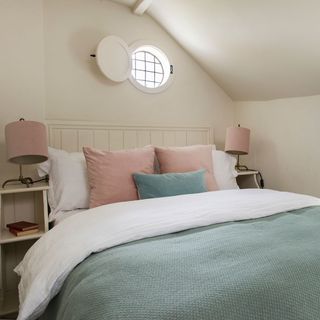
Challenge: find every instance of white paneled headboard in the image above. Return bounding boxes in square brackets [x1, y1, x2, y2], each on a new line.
[46, 121, 214, 152]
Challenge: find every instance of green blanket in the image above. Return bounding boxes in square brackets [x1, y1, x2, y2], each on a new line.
[41, 206, 320, 320]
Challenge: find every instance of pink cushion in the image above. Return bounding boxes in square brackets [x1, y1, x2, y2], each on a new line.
[83, 146, 155, 208]
[155, 145, 218, 191]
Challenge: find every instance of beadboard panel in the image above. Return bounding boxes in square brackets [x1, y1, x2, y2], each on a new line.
[47, 121, 214, 151]
[1, 194, 36, 231]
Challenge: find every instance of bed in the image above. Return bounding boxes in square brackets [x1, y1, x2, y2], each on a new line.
[14, 122, 320, 320]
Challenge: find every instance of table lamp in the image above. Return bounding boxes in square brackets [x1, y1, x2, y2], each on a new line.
[225, 124, 250, 171]
[2, 118, 48, 188]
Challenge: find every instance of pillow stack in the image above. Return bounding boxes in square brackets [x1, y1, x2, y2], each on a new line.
[39, 144, 239, 220]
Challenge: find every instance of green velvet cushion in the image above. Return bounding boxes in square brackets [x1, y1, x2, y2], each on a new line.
[133, 169, 208, 199]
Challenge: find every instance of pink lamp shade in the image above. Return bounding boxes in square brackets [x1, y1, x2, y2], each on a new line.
[225, 126, 250, 155]
[5, 119, 48, 164]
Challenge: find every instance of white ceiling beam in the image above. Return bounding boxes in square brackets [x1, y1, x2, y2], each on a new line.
[132, 0, 153, 15]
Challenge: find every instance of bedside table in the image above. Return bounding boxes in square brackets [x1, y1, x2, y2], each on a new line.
[236, 170, 261, 189]
[0, 184, 49, 317]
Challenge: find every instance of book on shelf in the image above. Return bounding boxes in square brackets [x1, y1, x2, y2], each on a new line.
[6, 221, 39, 231]
[9, 228, 39, 237]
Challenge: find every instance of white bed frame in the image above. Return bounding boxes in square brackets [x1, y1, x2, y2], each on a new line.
[47, 121, 214, 151]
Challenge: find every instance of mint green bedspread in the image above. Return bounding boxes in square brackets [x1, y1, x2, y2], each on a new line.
[41, 206, 320, 320]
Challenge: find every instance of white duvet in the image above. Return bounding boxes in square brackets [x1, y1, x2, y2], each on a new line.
[15, 189, 320, 320]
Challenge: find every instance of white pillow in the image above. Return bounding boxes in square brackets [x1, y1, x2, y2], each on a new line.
[38, 147, 90, 220]
[212, 150, 239, 190]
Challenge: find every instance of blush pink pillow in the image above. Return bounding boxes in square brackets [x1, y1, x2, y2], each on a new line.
[155, 145, 218, 191]
[83, 146, 155, 208]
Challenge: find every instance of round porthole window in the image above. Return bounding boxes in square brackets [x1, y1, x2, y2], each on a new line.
[129, 44, 173, 93]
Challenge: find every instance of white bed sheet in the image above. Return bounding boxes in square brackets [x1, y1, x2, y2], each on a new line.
[53, 209, 87, 225]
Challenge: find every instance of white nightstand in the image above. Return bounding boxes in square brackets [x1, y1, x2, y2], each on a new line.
[0, 184, 49, 317]
[236, 170, 261, 189]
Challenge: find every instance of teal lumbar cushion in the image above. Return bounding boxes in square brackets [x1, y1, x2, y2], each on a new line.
[133, 169, 208, 200]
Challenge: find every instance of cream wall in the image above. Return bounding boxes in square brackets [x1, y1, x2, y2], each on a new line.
[0, 0, 234, 183]
[1, 0, 318, 199]
[43, 0, 234, 148]
[0, 0, 319, 198]
[0, 0, 235, 183]
[235, 95, 320, 197]
[0, 0, 45, 182]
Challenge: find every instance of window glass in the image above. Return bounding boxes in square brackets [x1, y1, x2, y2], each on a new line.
[130, 45, 172, 93]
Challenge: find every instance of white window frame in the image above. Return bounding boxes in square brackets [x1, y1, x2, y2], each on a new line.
[129, 41, 174, 94]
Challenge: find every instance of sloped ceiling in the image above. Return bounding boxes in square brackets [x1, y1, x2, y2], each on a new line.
[112, 0, 320, 101]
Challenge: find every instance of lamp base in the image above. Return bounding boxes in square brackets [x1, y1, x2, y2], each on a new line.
[235, 165, 249, 171]
[2, 176, 34, 188]
[235, 155, 249, 172]
[2, 165, 49, 188]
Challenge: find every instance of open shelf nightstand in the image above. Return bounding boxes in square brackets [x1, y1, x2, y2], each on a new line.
[0, 184, 49, 317]
[236, 170, 261, 189]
